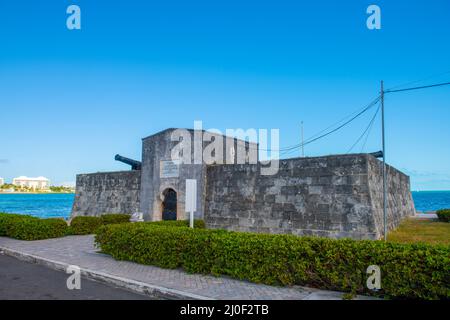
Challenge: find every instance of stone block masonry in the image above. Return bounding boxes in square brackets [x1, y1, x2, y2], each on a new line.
[71, 170, 141, 217]
[138, 128, 258, 222]
[204, 154, 415, 240]
[367, 156, 416, 237]
[71, 128, 415, 240]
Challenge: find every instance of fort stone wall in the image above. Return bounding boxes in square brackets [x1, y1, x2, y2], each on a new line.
[367, 156, 416, 237]
[71, 170, 141, 217]
[70, 128, 415, 240]
[204, 154, 415, 240]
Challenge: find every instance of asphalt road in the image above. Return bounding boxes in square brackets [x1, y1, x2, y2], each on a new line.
[0, 254, 152, 300]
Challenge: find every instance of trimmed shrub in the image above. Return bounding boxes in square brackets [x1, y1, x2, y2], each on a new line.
[147, 219, 206, 229]
[436, 209, 450, 222]
[95, 223, 450, 300]
[100, 214, 131, 225]
[0, 213, 25, 237]
[0, 213, 68, 240]
[69, 216, 103, 235]
[0, 213, 28, 236]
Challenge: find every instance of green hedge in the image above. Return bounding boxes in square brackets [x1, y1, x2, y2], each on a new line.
[100, 214, 131, 225]
[95, 223, 450, 300]
[0, 213, 68, 240]
[69, 214, 203, 235]
[69, 216, 103, 235]
[69, 214, 131, 235]
[147, 219, 206, 229]
[0, 213, 25, 236]
[436, 209, 450, 222]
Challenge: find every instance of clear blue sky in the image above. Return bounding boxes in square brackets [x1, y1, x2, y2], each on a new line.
[0, 0, 449, 190]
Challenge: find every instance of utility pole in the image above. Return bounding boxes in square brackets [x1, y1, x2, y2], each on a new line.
[301, 121, 305, 157]
[381, 80, 387, 241]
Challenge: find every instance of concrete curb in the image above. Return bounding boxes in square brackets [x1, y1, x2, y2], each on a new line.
[0, 246, 212, 300]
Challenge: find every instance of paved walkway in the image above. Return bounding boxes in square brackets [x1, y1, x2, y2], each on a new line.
[0, 235, 375, 300]
[413, 212, 438, 219]
[0, 254, 149, 300]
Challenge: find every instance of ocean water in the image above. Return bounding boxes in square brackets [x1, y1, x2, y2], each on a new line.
[0, 191, 449, 219]
[0, 193, 75, 219]
[411, 191, 450, 212]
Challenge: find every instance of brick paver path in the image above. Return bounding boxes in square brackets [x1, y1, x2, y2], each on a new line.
[0, 235, 372, 300]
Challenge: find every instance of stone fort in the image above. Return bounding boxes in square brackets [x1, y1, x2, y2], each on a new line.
[71, 128, 415, 240]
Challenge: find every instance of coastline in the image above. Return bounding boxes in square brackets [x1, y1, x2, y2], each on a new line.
[0, 193, 75, 220]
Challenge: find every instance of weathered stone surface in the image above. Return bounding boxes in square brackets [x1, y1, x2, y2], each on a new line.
[366, 156, 416, 237]
[139, 129, 207, 221]
[204, 154, 415, 240]
[71, 129, 415, 240]
[72, 129, 258, 222]
[71, 171, 141, 217]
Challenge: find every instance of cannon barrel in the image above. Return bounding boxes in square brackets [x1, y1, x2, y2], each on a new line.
[114, 154, 142, 170]
[369, 151, 384, 159]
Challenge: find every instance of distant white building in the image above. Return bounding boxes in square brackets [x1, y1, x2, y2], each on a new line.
[13, 176, 50, 190]
[0, 177, 4, 186]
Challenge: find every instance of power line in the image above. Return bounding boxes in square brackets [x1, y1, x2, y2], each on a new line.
[387, 70, 450, 91]
[279, 96, 381, 156]
[300, 97, 379, 147]
[360, 105, 378, 153]
[346, 104, 381, 154]
[292, 79, 449, 152]
[257, 78, 449, 157]
[253, 95, 381, 153]
[385, 81, 450, 93]
[299, 96, 381, 144]
[297, 78, 449, 154]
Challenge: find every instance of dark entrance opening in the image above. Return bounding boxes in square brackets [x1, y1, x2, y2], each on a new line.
[162, 188, 177, 220]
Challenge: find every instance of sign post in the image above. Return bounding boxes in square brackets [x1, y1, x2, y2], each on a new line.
[185, 179, 197, 228]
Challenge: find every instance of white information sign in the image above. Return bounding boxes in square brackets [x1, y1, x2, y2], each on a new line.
[185, 179, 197, 228]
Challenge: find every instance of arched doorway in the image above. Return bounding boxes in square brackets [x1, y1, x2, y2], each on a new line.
[162, 188, 177, 220]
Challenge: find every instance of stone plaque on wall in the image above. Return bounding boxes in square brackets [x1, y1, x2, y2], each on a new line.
[160, 160, 180, 178]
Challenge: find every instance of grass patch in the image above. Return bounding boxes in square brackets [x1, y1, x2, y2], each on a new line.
[388, 218, 450, 245]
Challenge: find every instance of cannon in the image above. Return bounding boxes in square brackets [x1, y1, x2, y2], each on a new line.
[369, 151, 384, 159]
[114, 154, 142, 170]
